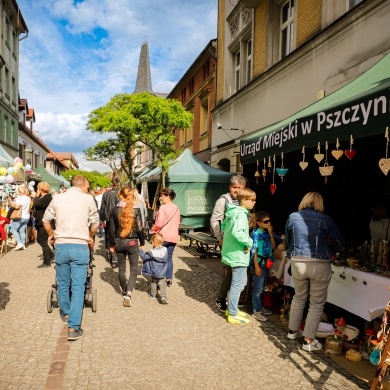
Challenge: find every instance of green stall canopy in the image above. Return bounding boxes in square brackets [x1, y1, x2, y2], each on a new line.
[137, 149, 234, 228]
[35, 166, 63, 193]
[240, 52, 390, 165]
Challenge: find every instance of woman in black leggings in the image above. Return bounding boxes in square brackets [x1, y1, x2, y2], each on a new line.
[108, 187, 145, 307]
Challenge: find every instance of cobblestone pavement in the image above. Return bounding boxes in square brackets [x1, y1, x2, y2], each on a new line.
[0, 238, 368, 390]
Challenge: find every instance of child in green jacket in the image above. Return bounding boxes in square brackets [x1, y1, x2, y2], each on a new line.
[222, 188, 256, 324]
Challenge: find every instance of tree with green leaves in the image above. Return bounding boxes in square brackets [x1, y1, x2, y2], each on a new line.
[85, 92, 193, 187]
[62, 170, 111, 190]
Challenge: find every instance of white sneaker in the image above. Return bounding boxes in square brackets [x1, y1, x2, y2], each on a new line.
[14, 243, 24, 251]
[287, 330, 302, 340]
[302, 339, 322, 352]
[123, 295, 131, 307]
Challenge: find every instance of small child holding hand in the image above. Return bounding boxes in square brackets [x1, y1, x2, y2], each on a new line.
[139, 233, 169, 304]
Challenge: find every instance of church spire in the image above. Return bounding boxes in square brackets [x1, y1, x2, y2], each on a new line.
[133, 41, 154, 94]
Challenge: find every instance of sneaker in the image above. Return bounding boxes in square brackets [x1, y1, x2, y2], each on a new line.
[225, 309, 248, 318]
[260, 307, 273, 316]
[287, 330, 302, 340]
[238, 301, 246, 308]
[227, 314, 250, 324]
[302, 339, 322, 352]
[252, 311, 268, 322]
[111, 261, 118, 269]
[123, 294, 131, 307]
[215, 299, 227, 312]
[13, 243, 24, 251]
[166, 280, 172, 287]
[161, 296, 168, 304]
[68, 328, 83, 341]
[148, 293, 156, 299]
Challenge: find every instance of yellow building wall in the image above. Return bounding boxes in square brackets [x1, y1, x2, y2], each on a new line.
[296, 0, 322, 46]
[252, 1, 268, 77]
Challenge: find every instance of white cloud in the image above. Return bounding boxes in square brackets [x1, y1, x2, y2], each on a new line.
[17, 0, 218, 172]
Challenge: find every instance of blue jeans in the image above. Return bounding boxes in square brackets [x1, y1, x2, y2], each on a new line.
[163, 241, 176, 280]
[11, 218, 28, 246]
[252, 265, 268, 313]
[55, 243, 89, 331]
[227, 266, 248, 316]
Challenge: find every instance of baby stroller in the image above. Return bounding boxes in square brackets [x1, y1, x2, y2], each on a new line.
[47, 246, 97, 313]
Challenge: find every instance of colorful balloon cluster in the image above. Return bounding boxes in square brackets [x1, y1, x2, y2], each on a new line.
[0, 157, 34, 184]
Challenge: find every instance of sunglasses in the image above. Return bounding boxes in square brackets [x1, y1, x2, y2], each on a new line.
[261, 219, 271, 224]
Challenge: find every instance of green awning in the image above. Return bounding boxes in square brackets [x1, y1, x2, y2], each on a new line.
[34, 166, 63, 192]
[240, 52, 390, 165]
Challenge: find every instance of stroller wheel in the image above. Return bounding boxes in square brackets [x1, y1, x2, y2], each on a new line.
[47, 288, 55, 313]
[92, 289, 97, 312]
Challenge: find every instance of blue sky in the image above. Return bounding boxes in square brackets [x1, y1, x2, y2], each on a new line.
[17, 0, 218, 172]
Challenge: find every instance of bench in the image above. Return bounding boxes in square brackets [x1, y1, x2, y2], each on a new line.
[181, 232, 221, 258]
[179, 224, 195, 240]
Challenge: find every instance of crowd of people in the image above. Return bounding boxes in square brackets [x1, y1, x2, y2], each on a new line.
[4, 172, 347, 351]
[210, 175, 345, 353]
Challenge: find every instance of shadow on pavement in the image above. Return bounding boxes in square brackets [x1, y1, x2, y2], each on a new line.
[0, 282, 10, 310]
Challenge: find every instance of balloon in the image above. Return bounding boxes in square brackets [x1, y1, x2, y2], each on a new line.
[7, 167, 14, 175]
[14, 157, 23, 163]
[6, 175, 14, 183]
[24, 164, 31, 171]
[0, 167, 6, 176]
[28, 181, 36, 186]
[0, 176, 6, 184]
[15, 162, 23, 168]
[13, 166, 19, 172]
[27, 170, 33, 174]
[28, 185, 34, 193]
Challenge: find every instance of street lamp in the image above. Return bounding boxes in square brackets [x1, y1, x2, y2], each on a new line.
[24, 148, 32, 165]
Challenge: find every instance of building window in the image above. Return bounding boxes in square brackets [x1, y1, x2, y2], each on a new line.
[280, 0, 295, 60]
[134, 152, 142, 166]
[12, 30, 16, 53]
[4, 116, 8, 142]
[235, 51, 241, 92]
[246, 39, 252, 84]
[11, 77, 15, 103]
[4, 67, 9, 96]
[203, 62, 210, 81]
[200, 98, 209, 135]
[189, 78, 195, 95]
[5, 18, 10, 45]
[227, 4, 253, 96]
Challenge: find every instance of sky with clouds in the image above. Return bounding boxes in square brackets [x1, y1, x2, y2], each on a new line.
[17, 0, 218, 172]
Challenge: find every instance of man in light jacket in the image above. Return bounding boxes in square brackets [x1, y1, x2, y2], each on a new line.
[43, 176, 99, 341]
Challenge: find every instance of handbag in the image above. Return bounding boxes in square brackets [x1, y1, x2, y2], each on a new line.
[10, 207, 21, 220]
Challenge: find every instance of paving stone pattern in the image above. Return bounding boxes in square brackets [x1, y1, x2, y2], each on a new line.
[0, 239, 368, 390]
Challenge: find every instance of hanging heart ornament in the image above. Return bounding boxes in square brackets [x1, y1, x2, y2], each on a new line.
[331, 138, 344, 160]
[345, 135, 356, 160]
[379, 159, 390, 176]
[379, 128, 390, 175]
[345, 149, 356, 160]
[299, 162, 308, 171]
[314, 153, 324, 163]
[331, 150, 343, 160]
[270, 183, 277, 195]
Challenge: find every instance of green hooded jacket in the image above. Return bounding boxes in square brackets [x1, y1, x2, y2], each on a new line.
[221, 203, 253, 267]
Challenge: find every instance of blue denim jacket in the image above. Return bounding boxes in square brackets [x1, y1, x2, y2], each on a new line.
[285, 208, 345, 260]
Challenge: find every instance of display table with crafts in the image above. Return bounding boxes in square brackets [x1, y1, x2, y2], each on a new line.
[274, 255, 390, 321]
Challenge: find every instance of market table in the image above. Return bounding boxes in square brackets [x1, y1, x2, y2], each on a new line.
[273, 256, 390, 321]
[327, 265, 390, 321]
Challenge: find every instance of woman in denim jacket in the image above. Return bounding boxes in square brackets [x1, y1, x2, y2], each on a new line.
[285, 192, 345, 352]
